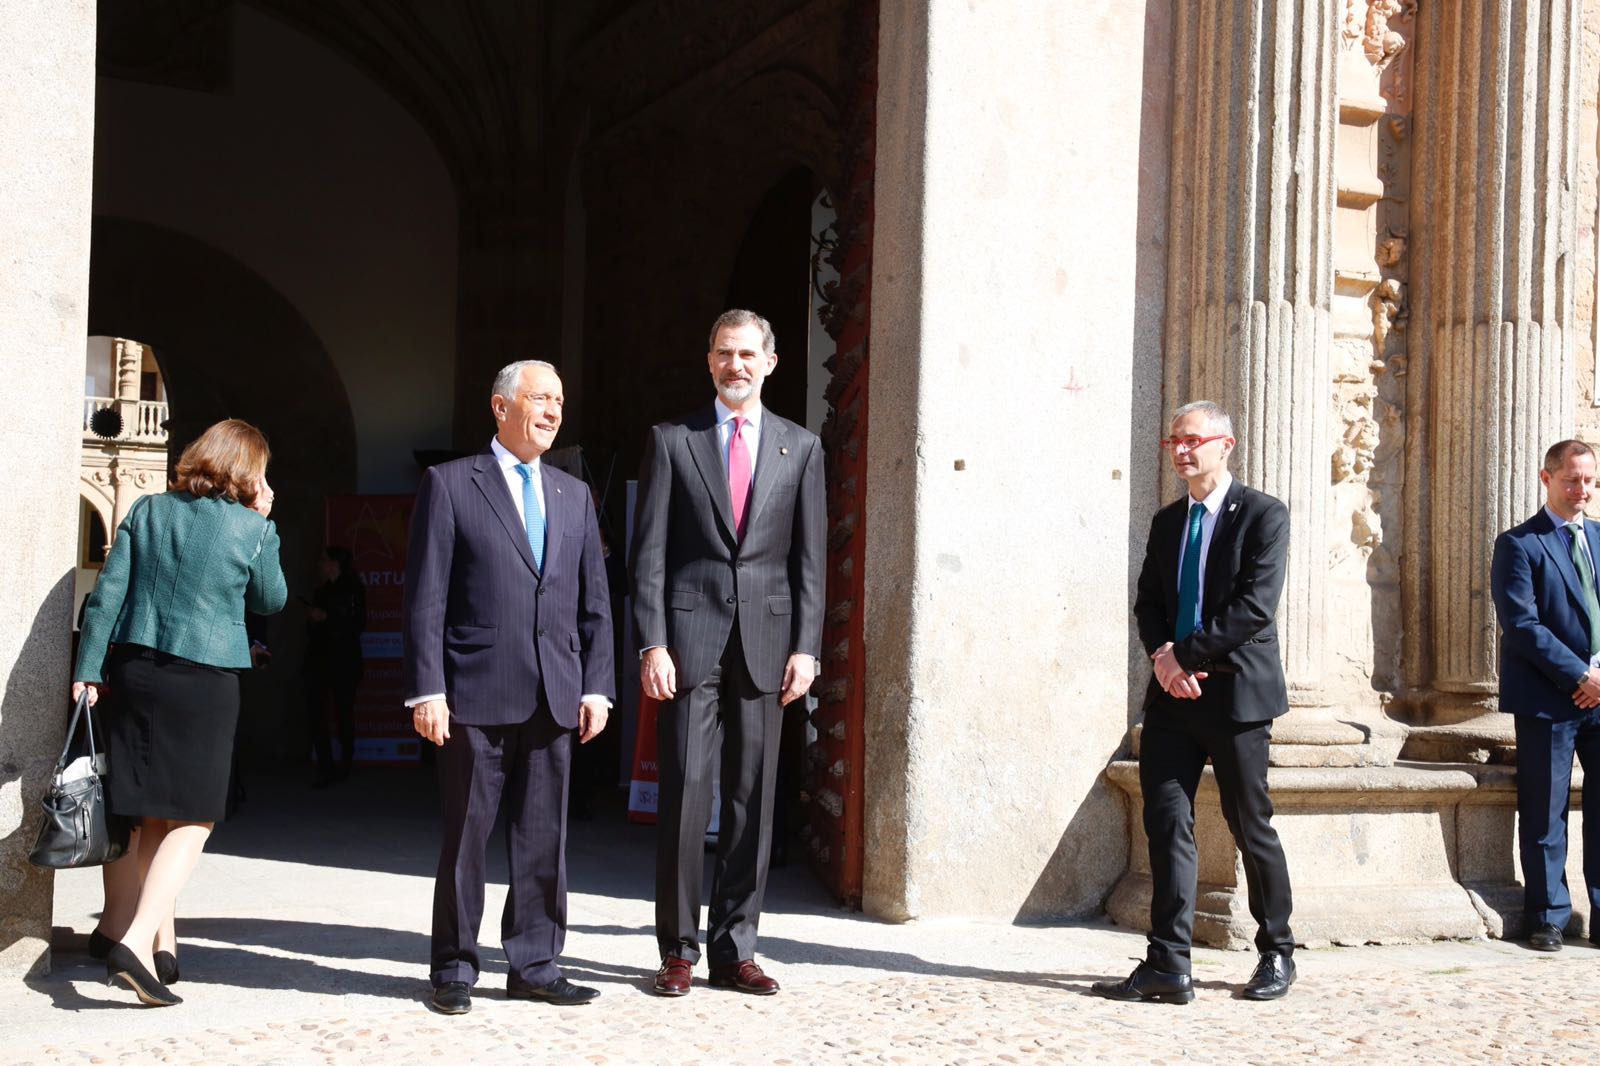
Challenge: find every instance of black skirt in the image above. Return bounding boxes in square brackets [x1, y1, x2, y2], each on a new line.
[104, 645, 241, 822]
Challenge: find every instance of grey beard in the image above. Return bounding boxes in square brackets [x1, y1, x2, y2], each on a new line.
[717, 380, 755, 404]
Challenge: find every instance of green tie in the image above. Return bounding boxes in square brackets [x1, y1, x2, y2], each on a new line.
[1567, 522, 1600, 657]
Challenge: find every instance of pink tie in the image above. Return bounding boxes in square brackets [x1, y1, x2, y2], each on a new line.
[729, 416, 752, 540]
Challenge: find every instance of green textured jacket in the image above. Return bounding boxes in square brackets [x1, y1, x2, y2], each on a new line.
[74, 491, 289, 682]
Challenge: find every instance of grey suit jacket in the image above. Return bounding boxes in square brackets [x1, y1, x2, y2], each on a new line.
[403, 443, 616, 728]
[631, 404, 825, 693]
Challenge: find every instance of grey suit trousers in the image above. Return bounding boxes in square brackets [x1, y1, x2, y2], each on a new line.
[655, 626, 783, 965]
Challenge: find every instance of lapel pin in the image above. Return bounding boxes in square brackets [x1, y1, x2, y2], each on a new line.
[1228, 503, 1238, 512]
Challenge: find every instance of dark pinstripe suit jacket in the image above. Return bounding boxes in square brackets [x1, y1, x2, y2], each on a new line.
[403, 443, 616, 728]
[631, 404, 826, 693]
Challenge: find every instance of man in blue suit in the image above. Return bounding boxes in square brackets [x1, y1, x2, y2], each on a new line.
[404, 360, 615, 1013]
[1491, 438, 1600, 952]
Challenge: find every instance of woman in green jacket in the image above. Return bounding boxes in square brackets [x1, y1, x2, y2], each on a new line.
[73, 418, 288, 1006]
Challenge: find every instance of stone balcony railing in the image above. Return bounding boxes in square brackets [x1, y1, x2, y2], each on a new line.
[83, 396, 169, 445]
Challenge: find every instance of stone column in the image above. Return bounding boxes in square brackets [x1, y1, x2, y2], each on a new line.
[0, 0, 98, 976]
[1162, 0, 1382, 760]
[1402, 0, 1579, 761]
[863, 0, 1154, 920]
[111, 340, 144, 529]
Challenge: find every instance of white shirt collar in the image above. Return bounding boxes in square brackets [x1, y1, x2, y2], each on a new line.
[1189, 471, 1234, 515]
[714, 398, 763, 429]
[1547, 505, 1584, 530]
[491, 435, 541, 473]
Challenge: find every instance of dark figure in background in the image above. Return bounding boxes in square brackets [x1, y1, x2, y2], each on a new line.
[303, 545, 366, 785]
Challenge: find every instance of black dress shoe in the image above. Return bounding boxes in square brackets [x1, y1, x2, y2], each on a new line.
[154, 950, 180, 985]
[1091, 962, 1194, 1004]
[429, 981, 472, 1015]
[1529, 922, 1564, 952]
[507, 976, 600, 1005]
[1241, 951, 1296, 1000]
[87, 927, 114, 960]
[105, 943, 181, 1007]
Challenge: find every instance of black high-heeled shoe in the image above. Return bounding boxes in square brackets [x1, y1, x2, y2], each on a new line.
[106, 943, 182, 1006]
[154, 950, 180, 985]
[87, 928, 114, 960]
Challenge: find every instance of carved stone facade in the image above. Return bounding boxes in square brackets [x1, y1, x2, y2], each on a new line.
[9, 1, 1600, 982]
[80, 339, 169, 544]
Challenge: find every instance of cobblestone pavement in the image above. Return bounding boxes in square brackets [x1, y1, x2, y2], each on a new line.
[5, 774, 1595, 1065]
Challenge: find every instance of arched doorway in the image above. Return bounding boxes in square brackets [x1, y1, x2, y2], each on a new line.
[87, 216, 359, 762]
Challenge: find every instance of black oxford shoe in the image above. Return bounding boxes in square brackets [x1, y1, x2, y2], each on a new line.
[429, 981, 471, 1015]
[1528, 923, 1564, 952]
[1091, 962, 1194, 1004]
[507, 976, 600, 1006]
[1241, 951, 1296, 1000]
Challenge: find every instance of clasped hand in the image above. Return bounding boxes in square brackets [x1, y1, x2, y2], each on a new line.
[1152, 642, 1208, 700]
[1574, 667, 1600, 709]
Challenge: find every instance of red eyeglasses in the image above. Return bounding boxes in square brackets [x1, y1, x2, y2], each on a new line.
[1158, 433, 1229, 452]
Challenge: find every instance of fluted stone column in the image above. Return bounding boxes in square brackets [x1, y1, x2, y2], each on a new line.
[1162, 0, 1374, 762]
[1402, 0, 1579, 761]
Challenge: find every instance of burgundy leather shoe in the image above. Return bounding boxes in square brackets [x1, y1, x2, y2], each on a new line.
[708, 959, 780, 995]
[653, 957, 693, 997]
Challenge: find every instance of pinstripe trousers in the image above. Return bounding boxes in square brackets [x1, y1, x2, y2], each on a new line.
[431, 706, 571, 989]
[655, 626, 783, 965]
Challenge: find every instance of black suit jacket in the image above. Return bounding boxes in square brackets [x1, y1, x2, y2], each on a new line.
[630, 404, 825, 693]
[403, 443, 616, 728]
[1133, 478, 1289, 723]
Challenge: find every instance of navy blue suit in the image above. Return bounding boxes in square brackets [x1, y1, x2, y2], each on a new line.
[403, 443, 615, 988]
[1491, 508, 1600, 930]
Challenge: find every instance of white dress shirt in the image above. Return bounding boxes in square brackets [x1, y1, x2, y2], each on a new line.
[407, 436, 609, 712]
[1175, 471, 1234, 602]
[714, 398, 762, 476]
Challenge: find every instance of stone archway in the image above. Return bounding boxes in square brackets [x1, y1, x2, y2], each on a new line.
[86, 215, 359, 761]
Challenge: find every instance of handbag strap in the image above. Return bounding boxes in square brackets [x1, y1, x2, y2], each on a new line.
[54, 691, 97, 772]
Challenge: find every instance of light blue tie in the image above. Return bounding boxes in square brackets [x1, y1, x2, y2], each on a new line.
[515, 463, 545, 572]
[1175, 502, 1205, 640]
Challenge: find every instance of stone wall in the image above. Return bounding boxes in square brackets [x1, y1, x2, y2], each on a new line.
[0, 0, 98, 976]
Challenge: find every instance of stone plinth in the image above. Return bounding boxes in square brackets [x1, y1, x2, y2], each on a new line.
[1454, 762, 1590, 940]
[1106, 761, 1486, 947]
[1108, 757, 1591, 947]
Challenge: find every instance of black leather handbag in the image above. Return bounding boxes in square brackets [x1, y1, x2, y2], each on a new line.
[28, 691, 130, 869]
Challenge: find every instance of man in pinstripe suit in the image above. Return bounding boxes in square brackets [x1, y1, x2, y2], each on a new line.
[404, 361, 615, 1015]
[633, 309, 826, 997]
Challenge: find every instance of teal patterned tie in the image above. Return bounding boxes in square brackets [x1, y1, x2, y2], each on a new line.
[1176, 502, 1205, 640]
[516, 464, 545, 572]
[1567, 523, 1600, 657]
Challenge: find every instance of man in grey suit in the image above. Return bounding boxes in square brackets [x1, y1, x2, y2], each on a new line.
[632, 309, 826, 997]
[404, 361, 615, 1015]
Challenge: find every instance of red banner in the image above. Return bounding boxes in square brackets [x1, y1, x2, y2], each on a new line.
[627, 693, 660, 823]
[628, 691, 717, 838]
[325, 494, 419, 765]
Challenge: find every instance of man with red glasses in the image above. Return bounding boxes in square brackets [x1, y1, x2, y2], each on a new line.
[1093, 400, 1296, 1004]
